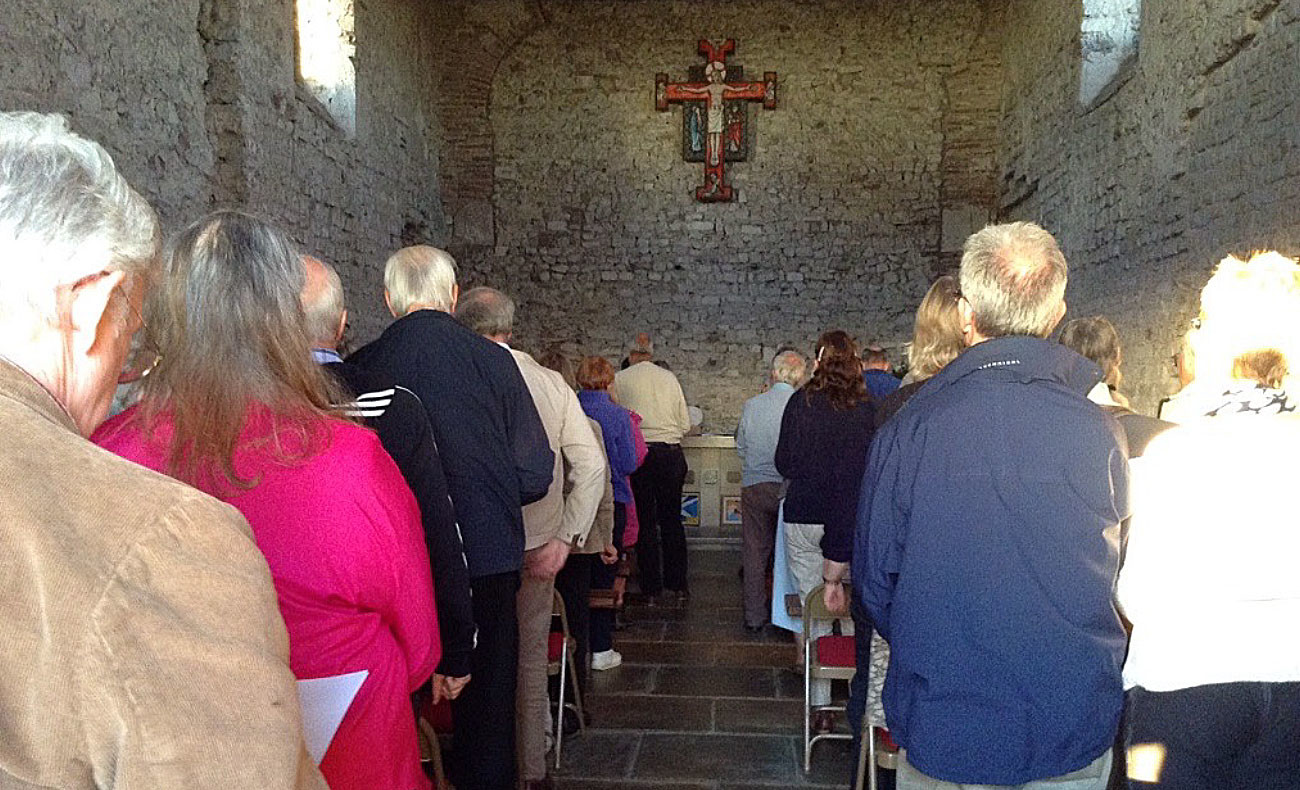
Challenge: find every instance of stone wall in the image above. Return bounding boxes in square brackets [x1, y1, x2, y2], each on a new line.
[445, 0, 1002, 431]
[997, 0, 1300, 414]
[1, 0, 447, 345]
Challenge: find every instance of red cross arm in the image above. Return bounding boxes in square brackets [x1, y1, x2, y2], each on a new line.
[725, 72, 778, 109]
[655, 75, 708, 110]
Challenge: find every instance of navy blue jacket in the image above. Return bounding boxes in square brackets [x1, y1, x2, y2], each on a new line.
[323, 359, 476, 678]
[350, 310, 554, 579]
[855, 336, 1129, 785]
[774, 389, 875, 563]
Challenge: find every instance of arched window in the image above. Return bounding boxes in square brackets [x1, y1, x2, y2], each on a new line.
[1080, 0, 1141, 106]
[296, 0, 356, 136]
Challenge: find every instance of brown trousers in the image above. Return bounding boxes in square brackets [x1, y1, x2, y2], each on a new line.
[740, 482, 783, 627]
[516, 573, 556, 781]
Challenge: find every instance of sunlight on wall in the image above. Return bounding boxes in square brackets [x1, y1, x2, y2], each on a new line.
[1080, 0, 1141, 106]
[297, 0, 356, 136]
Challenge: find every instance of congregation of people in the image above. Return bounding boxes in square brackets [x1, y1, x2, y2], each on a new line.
[3, 108, 1298, 790]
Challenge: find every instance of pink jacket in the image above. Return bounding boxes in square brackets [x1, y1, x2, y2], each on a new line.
[623, 410, 650, 547]
[95, 406, 438, 790]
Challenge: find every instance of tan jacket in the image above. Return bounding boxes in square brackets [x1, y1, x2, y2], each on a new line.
[510, 348, 607, 550]
[613, 361, 691, 443]
[0, 360, 325, 789]
[575, 419, 616, 554]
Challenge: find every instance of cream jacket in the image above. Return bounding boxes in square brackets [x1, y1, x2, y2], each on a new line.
[510, 348, 606, 550]
[613, 361, 691, 443]
[0, 360, 324, 789]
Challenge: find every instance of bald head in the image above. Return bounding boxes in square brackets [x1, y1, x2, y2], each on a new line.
[301, 255, 347, 349]
[455, 286, 516, 341]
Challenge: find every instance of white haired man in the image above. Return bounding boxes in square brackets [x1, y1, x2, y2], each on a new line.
[856, 222, 1129, 790]
[350, 246, 554, 790]
[455, 286, 606, 790]
[615, 334, 692, 601]
[301, 254, 476, 705]
[0, 112, 323, 786]
[735, 348, 807, 632]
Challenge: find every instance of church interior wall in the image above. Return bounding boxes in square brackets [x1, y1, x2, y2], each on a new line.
[997, 0, 1300, 414]
[446, 0, 1002, 431]
[1, 0, 449, 347]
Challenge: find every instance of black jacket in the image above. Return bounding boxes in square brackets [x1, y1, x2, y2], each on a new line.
[324, 359, 476, 678]
[774, 388, 875, 563]
[349, 310, 554, 578]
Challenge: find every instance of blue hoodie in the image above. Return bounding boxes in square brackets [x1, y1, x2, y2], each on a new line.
[855, 336, 1129, 785]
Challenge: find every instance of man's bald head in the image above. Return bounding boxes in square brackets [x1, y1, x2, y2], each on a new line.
[301, 254, 347, 349]
[454, 286, 516, 341]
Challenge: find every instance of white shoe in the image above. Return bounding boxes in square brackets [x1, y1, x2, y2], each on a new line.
[591, 649, 623, 671]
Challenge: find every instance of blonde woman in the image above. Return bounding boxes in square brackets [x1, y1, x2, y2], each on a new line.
[1119, 251, 1300, 789]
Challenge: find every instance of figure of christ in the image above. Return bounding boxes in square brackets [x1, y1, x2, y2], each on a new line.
[655, 39, 777, 202]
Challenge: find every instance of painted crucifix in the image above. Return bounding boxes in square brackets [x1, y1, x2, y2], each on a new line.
[656, 39, 777, 202]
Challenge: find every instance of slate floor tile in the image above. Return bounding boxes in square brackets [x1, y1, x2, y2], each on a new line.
[713, 697, 803, 735]
[590, 664, 656, 695]
[587, 694, 713, 731]
[619, 640, 714, 666]
[632, 734, 797, 784]
[653, 665, 774, 699]
[554, 731, 641, 779]
[710, 642, 797, 668]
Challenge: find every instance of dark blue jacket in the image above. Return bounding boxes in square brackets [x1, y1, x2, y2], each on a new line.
[774, 389, 875, 563]
[855, 336, 1129, 785]
[350, 310, 554, 579]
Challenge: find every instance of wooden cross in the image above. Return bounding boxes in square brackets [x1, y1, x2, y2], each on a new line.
[656, 40, 777, 202]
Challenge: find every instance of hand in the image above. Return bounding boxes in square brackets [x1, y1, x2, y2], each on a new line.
[524, 537, 572, 579]
[823, 581, 848, 614]
[600, 544, 620, 565]
[822, 559, 850, 614]
[432, 673, 471, 704]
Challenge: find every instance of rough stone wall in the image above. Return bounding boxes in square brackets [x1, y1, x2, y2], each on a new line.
[997, 0, 1300, 414]
[446, 0, 1002, 431]
[1, 0, 447, 345]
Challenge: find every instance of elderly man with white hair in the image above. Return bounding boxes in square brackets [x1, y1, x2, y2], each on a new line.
[349, 246, 553, 790]
[858, 222, 1129, 790]
[0, 112, 324, 786]
[735, 347, 807, 632]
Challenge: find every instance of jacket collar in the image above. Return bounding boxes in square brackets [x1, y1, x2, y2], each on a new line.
[578, 389, 614, 405]
[0, 356, 80, 435]
[920, 335, 1102, 400]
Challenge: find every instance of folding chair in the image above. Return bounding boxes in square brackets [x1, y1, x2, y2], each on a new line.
[548, 589, 585, 769]
[854, 630, 896, 790]
[415, 694, 452, 790]
[803, 582, 856, 771]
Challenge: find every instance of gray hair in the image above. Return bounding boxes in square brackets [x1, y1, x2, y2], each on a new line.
[301, 255, 346, 347]
[960, 221, 1068, 339]
[0, 112, 158, 322]
[628, 333, 654, 356]
[384, 245, 457, 315]
[771, 349, 807, 386]
[455, 286, 516, 337]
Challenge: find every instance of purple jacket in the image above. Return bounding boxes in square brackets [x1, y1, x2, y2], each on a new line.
[577, 389, 638, 504]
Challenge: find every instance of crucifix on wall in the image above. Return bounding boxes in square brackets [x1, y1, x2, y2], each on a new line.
[655, 39, 777, 202]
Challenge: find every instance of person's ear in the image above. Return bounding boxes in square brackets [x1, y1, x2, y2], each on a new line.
[65, 270, 128, 357]
[384, 289, 397, 318]
[335, 308, 348, 345]
[449, 283, 460, 313]
[1053, 300, 1067, 328]
[959, 296, 976, 342]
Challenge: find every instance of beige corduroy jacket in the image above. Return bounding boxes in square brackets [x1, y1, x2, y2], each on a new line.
[0, 359, 325, 789]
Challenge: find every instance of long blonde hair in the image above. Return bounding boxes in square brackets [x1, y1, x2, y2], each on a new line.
[908, 275, 965, 381]
[133, 210, 347, 491]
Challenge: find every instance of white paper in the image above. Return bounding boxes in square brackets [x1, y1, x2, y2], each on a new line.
[296, 670, 368, 765]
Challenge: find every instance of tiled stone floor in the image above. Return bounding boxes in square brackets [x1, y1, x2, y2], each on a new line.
[553, 544, 874, 790]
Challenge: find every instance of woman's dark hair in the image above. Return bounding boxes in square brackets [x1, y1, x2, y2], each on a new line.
[804, 329, 868, 410]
